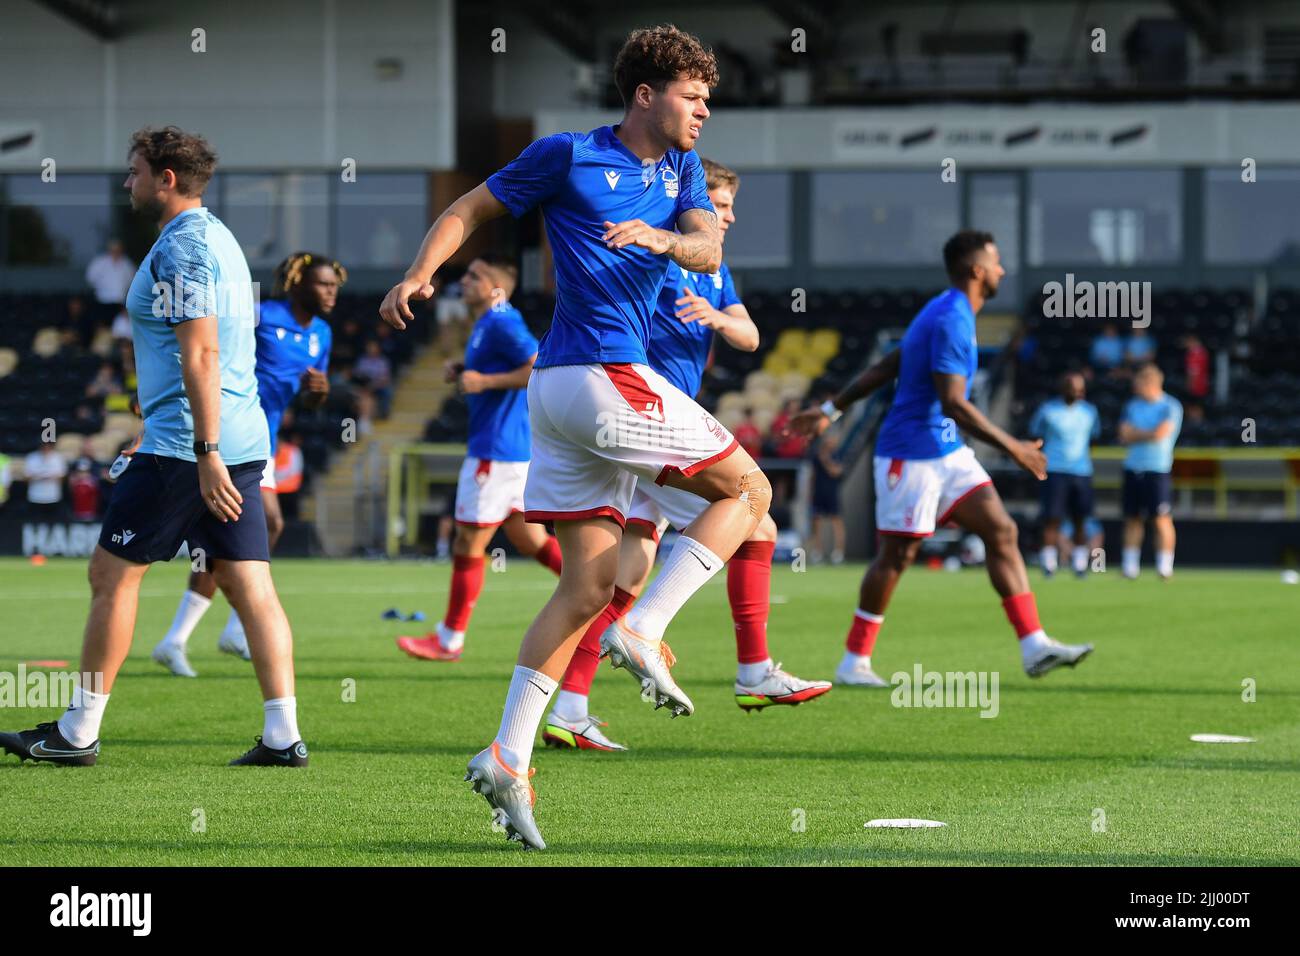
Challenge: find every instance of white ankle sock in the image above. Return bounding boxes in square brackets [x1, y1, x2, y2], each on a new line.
[1072, 545, 1089, 574]
[1019, 630, 1051, 660]
[1156, 549, 1174, 577]
[262, 697, 300, 750]
[494, 666, 557, 771]
[162, 589, 212, 650]
[1040, 546, 1058, 573]
[623, 535, 724, 642]
[437, 621, 465, 652]
[736, 658, 772, 686]
[840, 650, 871, 670]
[58, 684, 110, 747]
[552, 689, 588, 722]
[1122, 547, 1141, 577]
[221, 607, 246, 642]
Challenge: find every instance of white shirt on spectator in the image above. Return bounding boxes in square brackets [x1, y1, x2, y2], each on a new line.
[85, 253, 137, 304]
[24, 449, 68, 504]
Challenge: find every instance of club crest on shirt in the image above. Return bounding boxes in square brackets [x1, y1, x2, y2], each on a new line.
[662, 166, 679, 198]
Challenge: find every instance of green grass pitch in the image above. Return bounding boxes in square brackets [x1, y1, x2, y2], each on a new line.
[1, 556, 1297, 866]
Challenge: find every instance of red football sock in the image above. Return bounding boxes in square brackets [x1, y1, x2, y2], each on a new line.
[443, 555, 486, 632]
[845, 609, 884, 656]
[1002, 591, 1042, 639]
[534, 536, 563, 576]
[561, 587, 636, 695]
[727, 540, 774, 664]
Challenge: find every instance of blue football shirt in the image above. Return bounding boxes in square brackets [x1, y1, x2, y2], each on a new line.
[875, 288, 978, 460]
[486, 125, 714, 368]
[1122, 393, 1183, 472]
[254, 298, 332, 453]
[647, 262, 741, 396]
[124, 207, 268, 464]
[1028, 398, 1100, 476]
[464, 302, 539, 462]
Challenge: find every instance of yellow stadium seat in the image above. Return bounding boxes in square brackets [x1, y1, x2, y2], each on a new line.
[763, 352, 793, 376]
[775, 328, 809, 356]
[744, 370, 775, 394]
[809, 328, 841, 358]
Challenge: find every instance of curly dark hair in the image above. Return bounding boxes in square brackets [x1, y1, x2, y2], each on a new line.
[127, 125, 217, 197]
[274, 251, 348, 297]
[613, 24, 719, 108]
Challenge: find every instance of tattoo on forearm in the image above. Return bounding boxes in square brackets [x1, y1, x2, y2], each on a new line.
[666, 211, 720, 271]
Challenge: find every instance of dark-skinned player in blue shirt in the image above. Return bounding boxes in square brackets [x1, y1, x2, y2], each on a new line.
[790, 231, 1094, 688]
[153, 252, 340, 677]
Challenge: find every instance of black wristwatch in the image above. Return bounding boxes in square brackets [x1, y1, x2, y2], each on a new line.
[193, 440, 220, 456]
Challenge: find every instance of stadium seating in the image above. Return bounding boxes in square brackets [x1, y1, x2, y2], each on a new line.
[0, 290, 430, 512]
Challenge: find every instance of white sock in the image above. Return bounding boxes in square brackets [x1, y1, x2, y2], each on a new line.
[1040, 546, 1058, 574]
[1072, 545, 1089, 574]
[436, 621, 465, 652]
[552, 689, 588, 723]
[58, 684, 110, 747]
[162, 589, 212, 650]
[839, 650, 871, 670]
[1019, 629, 1050, 660]
[623, 535, 724, 642]
[494, 665, 557, 771]
[262, 697, 300, 750]
[1122, 547, 1141, 577]
[1156, 549, 1174, 577]
[736, 657, 772, 686]
[221, 607, 246, 643]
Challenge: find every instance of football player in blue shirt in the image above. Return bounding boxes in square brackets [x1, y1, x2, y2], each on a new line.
[1119, 363, 1183, 579]
[2, 126, 308, 767]
[380, 26, 772, 850]
[394, 254, 567, 662]
[544, 158, 829, 754]
[1028, 372, 1101, 578]
[153, 251, 341, 676]
[791, 231, 1093, 688]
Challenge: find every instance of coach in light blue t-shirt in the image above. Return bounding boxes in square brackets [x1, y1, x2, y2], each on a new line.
[1028, 371, 1100, 577]
[0, 127, 310, 772]
[1119, 363, 1183, 581]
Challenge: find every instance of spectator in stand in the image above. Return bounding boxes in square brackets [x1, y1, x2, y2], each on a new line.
[733, 408, 762, 459]
[65, 295, 94, 351]
[84, 238, 137, 344]
[1182, 334, 1210, 417]
[85, 361, 125, 402]
[355, 339, 393, 419]
[1089, 322, 1125, 375]
[1124, 326, 1156, 368]
[68, 459, 102, 521]
[771, 397, 810, 459]
[332, 317, 364, 367]
[809, 428, 846, 564]
[23, 443, 68, 519]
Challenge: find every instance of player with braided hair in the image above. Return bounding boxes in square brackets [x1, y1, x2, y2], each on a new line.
[153, 251, 343, 676]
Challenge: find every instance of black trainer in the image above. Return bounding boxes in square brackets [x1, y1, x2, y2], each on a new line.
[0, 721, 99, 766]
[229, 737, 309, 767]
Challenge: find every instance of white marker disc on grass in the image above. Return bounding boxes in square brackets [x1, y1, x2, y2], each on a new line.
[1190, 734, 1255, 744]
[865, 818, 947, 829]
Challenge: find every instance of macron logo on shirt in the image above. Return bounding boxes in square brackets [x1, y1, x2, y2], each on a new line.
[604, 170, 621, 190]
